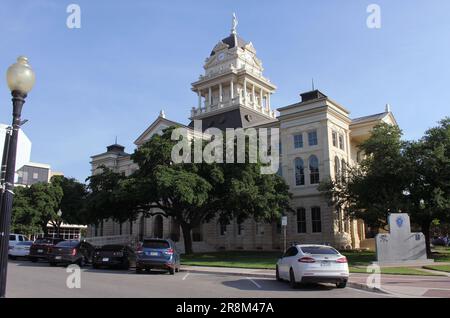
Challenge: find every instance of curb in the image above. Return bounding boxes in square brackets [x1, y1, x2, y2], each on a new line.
[181, 267, 274, 279]
[181, 267, 391, 295]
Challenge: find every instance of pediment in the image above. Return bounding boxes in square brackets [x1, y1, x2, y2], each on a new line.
[134, 116, 184, 146]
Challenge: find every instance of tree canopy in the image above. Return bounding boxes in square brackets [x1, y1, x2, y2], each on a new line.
[319, 119, 450, 256]
[86, 126, 292, 254]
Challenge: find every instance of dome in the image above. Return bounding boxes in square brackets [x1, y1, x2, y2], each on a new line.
[210, 34, 248, 56]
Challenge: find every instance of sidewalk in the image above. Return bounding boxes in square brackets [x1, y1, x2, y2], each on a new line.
[181, 265, 450, 297]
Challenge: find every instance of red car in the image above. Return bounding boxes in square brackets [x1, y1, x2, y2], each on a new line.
[28, 237, 65, 262]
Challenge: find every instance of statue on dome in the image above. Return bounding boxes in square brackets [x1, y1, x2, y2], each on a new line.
[231, 13, 238, 35]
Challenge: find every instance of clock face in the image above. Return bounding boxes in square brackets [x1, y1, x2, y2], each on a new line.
[218, 52, 225, 61]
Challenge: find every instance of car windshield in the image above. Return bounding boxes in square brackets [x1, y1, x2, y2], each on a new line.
[300, 246, 339, 255]
[100, 245, 124, 251]
[17, 241, 33, 246]
[9, 235, 15, 240]
[142, 240, 170, 249]
[55, 240, 78, 248]
[34, 238, 55, 244]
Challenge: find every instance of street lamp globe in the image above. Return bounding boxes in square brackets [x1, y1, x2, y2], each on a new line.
[6, 56, 36, 94]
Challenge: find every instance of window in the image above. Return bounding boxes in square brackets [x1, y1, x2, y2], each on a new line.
[256, 222, 265, 235]
[297, 208, 307, 233]
[334, 156, 340, 179]
[311, 207, 322, 233]
[341, 159, 347, 180]
[219, 222, 227, 236]
[332, 131, 338, 147]
[283, 246, 298, 257]
[294, 158, 305, 186]
[279, 141, 282, 155]
[237, 221, 244, 236]
[294, 134, 303, 148]
[300, 246, 338, 255]
[308, 130, 318, 146]
[339, 134, 344, 150]
[277, 163, 282, 177]
[309, 155, 320, 184]
[32, 172, 39, 180]
[336, 206, 342, 232]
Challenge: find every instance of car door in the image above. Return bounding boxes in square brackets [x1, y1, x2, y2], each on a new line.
[279, 247, 297, 278]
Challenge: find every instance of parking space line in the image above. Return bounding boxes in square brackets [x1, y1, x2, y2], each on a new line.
[246, 277, 261, 288]
[182, 272, 190, 280]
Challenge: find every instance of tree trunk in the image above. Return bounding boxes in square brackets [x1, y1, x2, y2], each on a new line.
[180, 223, 193, 255]
[421, 220, 432, 258]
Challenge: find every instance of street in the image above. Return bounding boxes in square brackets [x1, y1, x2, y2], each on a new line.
[6, 260, 389, 298]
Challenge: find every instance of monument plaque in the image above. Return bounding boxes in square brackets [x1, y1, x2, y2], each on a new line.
[375, 213, 434, 266]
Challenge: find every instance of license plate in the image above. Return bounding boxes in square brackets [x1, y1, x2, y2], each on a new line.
[55, 256, 62, 260]
[321, 261, 331, 266]
[37, 249, 43, 253]
[146, 251, 159, 256]
[102, 258, 109, 262]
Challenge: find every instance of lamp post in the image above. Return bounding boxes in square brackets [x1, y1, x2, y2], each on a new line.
[0, 56, 35, 297]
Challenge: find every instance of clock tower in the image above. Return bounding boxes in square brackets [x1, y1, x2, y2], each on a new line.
[189, 13, 277, 130]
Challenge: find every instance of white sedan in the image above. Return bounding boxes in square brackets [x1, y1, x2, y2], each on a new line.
[9, 241, 33, 260]
[276, 244, 349, 289]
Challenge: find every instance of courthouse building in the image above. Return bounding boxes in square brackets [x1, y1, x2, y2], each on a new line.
[87, 17, 397, 252]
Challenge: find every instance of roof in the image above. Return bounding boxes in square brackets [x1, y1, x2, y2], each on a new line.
[210, 34, 248, 56]
[134, 116, 188, 146]
[351, 112, 388, 124]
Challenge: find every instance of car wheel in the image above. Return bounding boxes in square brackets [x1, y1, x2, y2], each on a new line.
[276, 266, 282, 282]
[169, 267, 175, 275]
[30, 257, 38, 263]
[289, 268, 297, 289]
[9, 255, 17, 260]
[136, 268, 143, 274]
[336, 281, 347, 289]
[175, 267, 180, 273]
[93, 264, 99, 269]
[49, 262, 57, 267]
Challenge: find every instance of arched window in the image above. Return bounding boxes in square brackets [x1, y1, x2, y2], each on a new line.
[334, 156, 340, 179]
[309, 155, 320, 184]
[294, 158, 305, 186]
[341, 159, 346, 180]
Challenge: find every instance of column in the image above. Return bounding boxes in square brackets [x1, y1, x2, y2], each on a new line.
[208, 87, 212, 107]
[230, 80, 234, 99]
[219, 83, 223, 103]
[243, 78, 247, 103]
[267, 93, 271, 109]
[198, 90, 202, 109]
[259, 88, 263, 108]
[252, 84, 257, 110]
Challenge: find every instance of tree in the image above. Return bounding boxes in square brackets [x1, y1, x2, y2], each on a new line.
[403, 118, 450, 256]
[51, 175, 88, 225]
[11, 187, 41, 235]
[320, 120, 450, 257]
[88, 126, 292, 254]
[27, 182, 63, 236]
[85, 167, 141, 233]
[319, 123, 408, 230]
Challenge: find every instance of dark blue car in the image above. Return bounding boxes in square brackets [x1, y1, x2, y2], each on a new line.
[136, 238, 180, 275]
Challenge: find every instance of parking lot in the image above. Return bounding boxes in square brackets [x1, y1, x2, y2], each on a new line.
[5, 260, 390, 298]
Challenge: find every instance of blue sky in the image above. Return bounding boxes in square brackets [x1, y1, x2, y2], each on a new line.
[0, 0, 449, 182]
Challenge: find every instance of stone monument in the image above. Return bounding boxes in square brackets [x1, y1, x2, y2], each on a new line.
[375, 213, 434, 266]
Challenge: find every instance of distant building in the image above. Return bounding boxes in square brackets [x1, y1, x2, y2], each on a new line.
[0, 123, 32, 182]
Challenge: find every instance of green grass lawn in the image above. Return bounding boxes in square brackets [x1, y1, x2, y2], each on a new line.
[432, 246, 450, 263]
[181, 251, 280, 269]
[423, 264, 450, 273]
[180, 249, 447, 276]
